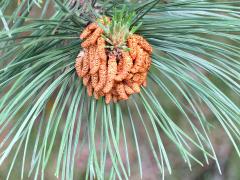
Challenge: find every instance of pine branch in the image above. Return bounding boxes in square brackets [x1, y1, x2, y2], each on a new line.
[0, 0, 240, 179]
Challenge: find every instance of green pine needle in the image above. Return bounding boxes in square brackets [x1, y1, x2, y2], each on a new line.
[98, 6, 142, 50]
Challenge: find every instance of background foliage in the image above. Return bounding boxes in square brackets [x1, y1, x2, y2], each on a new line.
[0, 0, 240, 179]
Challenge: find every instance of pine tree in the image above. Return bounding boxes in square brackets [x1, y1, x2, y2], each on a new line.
[0, 0, 240, 179]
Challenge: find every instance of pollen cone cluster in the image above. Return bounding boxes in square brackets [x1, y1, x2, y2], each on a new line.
[75, 19, 152, 104]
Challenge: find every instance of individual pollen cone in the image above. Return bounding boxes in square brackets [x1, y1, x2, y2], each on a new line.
[132, 73, 141, 82]
[97, 37, 107, 61]
[110, 87, 118, 96]
[127, 36, 138, 60]
[115, 51, 133, 81]
[105, 93, 112, 104]
[102, 54, 117, 93]
[125, 79, 141, 93]
[75, 16, 152, 104]
[139, 72, 147, 85]
[143, 80, 147, 87]
[91, 73, 99, 88]
[138, 51, 149, 73]
[94, 91, 100, 99]
[116, 83, 128, 100]
[89, 45, 96, 70]
[131, 46, 144, 73]
[81, 48, 90, 77]
[124, 84, 135, 95]
[132, 34, 153, 54]
[126, 73, 134, 80]
[87, 82, 93, 96]
[132, 82, 141, 93]
[139, 37, 153, 54]
[75, 51, 84, 77]
[95, 59, 107, 91]
[145, 56, 152, 71]
[94, 90, 103, 100]
[81, 28, 103, 48]
[83, 74, 90, 86]
[90, 51, 100, 75]
[80, 22, 98, 39]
